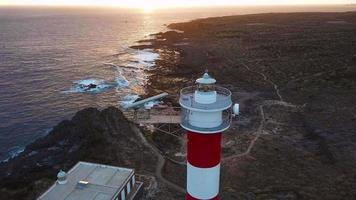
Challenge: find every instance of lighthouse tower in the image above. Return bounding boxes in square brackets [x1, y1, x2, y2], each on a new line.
[180, 72, 234, 200]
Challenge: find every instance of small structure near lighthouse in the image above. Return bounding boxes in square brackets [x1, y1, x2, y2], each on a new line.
[38, 162, 143, 200]
[180, 72, 238, 200]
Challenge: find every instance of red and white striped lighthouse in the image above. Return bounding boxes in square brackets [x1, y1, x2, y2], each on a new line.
[180, 72, 235, 200]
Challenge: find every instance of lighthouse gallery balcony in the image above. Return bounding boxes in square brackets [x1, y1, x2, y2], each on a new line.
[179, 86, 232, 133]
[180, 86, 232, 111]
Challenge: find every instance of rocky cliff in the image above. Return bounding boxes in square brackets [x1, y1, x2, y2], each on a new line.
[0, 107, 157, 200]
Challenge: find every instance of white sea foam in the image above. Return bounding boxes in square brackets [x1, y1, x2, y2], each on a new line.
[113, 49, 158, 92]
[62, 49, 159, 110]
[120, 94, 140, 107]
[116, 76, 129, 88]
[132, 49, 159, 68]
[109, 49, 159, 69]
[116, 70, 130, 88]
[63, 79, 111, 93]
[74, 79, 100, 86]
[1, 146, 25, 163]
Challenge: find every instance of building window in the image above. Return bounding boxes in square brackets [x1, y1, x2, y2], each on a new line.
[132, 175, 135, 187]
[127, 182, 131, 194]
[198, 84, 215, 92]
[121, 190, 125, 200]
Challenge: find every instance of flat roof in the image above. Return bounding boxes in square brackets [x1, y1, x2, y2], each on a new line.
[38, 162, 134, 200]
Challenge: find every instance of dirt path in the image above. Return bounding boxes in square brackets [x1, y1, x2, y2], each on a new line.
[222, 98, 301, 162]
[221, 55, 306, 161]
[224, 54, 284, 102]
[130, 124, 186, 194]
[239, 61, 284, 102]
[223, 105, 265, 161]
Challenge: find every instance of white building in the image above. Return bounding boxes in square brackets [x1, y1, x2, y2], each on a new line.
[38, 162, 143, 200]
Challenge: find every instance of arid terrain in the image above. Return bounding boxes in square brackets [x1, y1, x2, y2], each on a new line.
[141, 12, 356, 199]
[1, 12, 356, 200]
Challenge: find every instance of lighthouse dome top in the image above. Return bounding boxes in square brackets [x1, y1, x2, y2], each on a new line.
[196, 72, 216, 84]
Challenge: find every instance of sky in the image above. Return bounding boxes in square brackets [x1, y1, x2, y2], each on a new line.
[0, 0, 355, 9]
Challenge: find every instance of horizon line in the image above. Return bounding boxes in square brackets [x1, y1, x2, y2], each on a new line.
[0, 3, 355, 9]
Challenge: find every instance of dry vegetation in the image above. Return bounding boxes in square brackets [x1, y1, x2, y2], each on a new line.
[146, 12, 356, 199]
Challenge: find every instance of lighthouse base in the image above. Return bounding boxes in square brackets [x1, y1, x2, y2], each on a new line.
[186, 131, 222, 200]
[186, 193, 219, 200]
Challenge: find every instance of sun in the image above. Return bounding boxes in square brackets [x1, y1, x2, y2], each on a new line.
[142, 5, 154, 13]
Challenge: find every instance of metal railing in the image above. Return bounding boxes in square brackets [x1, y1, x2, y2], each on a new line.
[132, 106, 181, 122]
[180, 108, 232, 133]
[179, 86, 232, 110]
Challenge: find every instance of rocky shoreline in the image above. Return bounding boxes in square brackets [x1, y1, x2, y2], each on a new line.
[0, 107, 159, 199]
[1, 12, 356, 199]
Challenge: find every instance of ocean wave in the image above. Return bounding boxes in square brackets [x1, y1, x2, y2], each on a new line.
[1, 146, 25, 163]
[113, 49, 160, 69]
[116, 70, 130, 89]
[63, 79, 112, 93]
[116, 77, 129, 88]
[119, 94, 140, 107]
[132, 49, 160, 68]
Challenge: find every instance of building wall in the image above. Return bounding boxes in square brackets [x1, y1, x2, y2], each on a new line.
[116, 174, 142, 200]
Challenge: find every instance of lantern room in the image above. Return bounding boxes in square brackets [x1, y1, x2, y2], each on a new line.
[195, 72, 217, 104]
[179, 72, 233, 133]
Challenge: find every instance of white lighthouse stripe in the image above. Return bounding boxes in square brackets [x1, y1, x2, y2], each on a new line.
[187, 162, 220, 199]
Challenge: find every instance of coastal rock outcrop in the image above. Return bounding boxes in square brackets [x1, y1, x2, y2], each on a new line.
[0, 107, 157, 200]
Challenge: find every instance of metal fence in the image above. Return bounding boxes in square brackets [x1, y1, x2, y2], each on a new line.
[179, 86, 232, 110]
[180, 107, 232, 133]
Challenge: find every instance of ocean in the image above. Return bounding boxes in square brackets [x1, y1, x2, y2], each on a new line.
[1, 5, 355, 161]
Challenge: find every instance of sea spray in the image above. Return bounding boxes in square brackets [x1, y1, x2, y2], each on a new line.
[120, 94, 140, 107]
[63, 79, 112, 93]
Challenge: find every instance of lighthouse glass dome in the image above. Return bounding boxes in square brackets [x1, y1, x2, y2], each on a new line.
[179, 73, 232, 133]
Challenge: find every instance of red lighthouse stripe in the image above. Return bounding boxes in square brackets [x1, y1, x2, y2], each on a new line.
[187, 131, 222, 168]
[186, 193, 219, 200]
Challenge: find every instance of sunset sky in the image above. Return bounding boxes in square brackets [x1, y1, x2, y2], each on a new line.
[0, 0, 355, 9]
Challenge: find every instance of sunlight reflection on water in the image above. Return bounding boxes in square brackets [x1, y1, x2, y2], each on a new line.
[1, 5, 356, 161]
